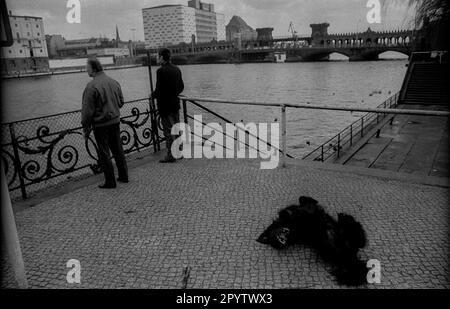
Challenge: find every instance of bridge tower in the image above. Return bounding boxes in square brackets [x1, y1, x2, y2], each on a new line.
[256, 28, 274, 47]
[310, 23, 329, 46]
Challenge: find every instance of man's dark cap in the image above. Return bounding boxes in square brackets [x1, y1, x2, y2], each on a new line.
[159, 48, 171, 61]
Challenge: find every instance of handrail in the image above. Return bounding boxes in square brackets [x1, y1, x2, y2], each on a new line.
[180, 96, 450, 117]
[184, 99, 294, 159]
[182, 93, 449, 165]
[303, 93, 398, 160]
[399, 61, 415, 102]
[0, 98, 150, 126]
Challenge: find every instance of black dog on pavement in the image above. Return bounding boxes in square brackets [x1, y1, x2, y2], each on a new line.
[257, 196, 368, 286]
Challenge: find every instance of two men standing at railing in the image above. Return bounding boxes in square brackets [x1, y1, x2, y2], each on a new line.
[81, 58, 129, 189]
[80, 50, 184, 189]
[150, 48, 185, 163]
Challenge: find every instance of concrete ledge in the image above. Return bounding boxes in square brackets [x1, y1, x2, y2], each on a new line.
[285, 157, 450, 189]
[335, 115, 394, 165]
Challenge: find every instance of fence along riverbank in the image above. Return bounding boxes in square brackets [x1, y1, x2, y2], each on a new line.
[2, 94, 449, 200]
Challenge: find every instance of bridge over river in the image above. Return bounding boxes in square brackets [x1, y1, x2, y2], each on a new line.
[166, 23, 414, 64]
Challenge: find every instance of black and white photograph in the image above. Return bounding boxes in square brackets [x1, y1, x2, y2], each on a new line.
[0, 0, 449, 296]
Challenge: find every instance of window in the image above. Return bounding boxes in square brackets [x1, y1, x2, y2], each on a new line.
[27, 32, 30, 36]
[40, 49, 43, 53]
[15, 24, 18, 27]
[36, 24, 39, 28]
[8, 50, 12, 53]
[19, 50, 23, 53]
[37, 33, 40, 36]
[26, 23, 29, 28]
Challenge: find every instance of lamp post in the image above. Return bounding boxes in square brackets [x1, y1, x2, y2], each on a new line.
[130, 28, 136, 57]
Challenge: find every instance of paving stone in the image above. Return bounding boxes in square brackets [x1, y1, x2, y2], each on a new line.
[1, 157, 449, 289]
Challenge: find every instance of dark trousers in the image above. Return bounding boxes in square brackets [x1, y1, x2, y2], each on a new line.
[93, 123, 128, 186]
[161, 111, 180, 159]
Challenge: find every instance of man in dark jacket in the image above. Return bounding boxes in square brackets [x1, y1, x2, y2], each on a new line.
[81, 58, 128, 189]
[151, 48, 184, 163]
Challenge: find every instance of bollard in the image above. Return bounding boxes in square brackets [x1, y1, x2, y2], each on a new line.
[1, 162, 28, 288]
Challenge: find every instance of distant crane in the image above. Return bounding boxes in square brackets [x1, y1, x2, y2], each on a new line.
[288, 22, 298, 41]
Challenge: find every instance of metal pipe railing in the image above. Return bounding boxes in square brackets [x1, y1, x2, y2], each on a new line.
[180, 96, 450, 117]
[184, 99, 294, 159]
[181, 95, 449, 166]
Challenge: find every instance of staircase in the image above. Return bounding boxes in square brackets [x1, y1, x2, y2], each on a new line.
[402, 62, 450, 106]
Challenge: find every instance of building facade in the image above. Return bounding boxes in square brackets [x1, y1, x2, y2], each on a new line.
[142, 5, 196, 49]
[216, 12, 226, 42]
[1, 13, 49, 75]
[142, 1, 225, 49]
[45, 30, 129, 59]
[87, 47, 130, 58]
[46, 36, 101, 58]
[226, 15, 257, 42]
[188, 0, 225, 42]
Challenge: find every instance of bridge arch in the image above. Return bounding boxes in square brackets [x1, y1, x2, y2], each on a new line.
[377, 51, 410, 60]
[329, 52, 350, 60]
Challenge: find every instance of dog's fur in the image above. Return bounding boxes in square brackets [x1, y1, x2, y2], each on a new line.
[257, 196, 368, 286]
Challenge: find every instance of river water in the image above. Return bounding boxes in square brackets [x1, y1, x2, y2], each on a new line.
[1, 57, 408, 157]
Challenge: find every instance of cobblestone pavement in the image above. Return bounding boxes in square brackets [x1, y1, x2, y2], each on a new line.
[3, 158, 449, 289]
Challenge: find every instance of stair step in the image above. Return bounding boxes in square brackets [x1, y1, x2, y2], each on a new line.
[402, 63, 449, 107]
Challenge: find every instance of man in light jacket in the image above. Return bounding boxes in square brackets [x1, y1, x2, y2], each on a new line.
[81, 58, 128, 189]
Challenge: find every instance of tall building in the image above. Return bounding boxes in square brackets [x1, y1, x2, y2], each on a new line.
[142, 5, 196, 49]
[188, 0, 225, 42]
[142, 1, 225, 49]
[0, 13, 49, 74]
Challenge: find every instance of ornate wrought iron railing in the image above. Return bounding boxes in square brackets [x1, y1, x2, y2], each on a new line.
[1, 98, 163, 199]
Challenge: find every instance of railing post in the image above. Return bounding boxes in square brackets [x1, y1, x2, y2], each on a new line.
[361, 117, 364, 137]
[321, 145, 324, 162]
[280, 105, 287, 168]
[1, 162, 28, 288]
[350, 124, 353, 146]
[8, 123, 27, 200]
[337, 134, 341, 158]
[149, 100, 158, 153]
[147, 51, 160, 153]
[182, 99, 188, 125]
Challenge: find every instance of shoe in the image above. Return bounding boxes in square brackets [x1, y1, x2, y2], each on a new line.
[159, 157, 176, 163]
[117, 178, 129, 183]
[98, 184, 116, 189]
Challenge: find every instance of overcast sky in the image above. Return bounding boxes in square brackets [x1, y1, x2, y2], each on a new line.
[6, 0, 416, 41]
